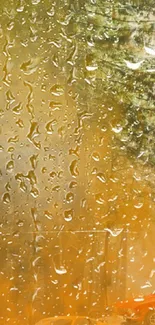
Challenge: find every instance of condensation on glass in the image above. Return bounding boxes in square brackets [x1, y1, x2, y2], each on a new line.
[0, 0, 155, 324]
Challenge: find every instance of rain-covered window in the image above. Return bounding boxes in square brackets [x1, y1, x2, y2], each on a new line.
[1, 0, 155, 324]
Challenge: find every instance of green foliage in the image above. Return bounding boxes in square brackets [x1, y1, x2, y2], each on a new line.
[70, 0, 155, 165]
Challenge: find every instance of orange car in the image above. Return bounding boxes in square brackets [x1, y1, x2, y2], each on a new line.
[115, 294, 155, 325]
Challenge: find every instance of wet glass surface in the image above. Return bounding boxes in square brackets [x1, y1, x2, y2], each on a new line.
[0, 1, 155, 324]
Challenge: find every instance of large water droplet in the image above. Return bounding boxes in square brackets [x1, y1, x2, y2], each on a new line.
[54, 265, 67, 275]
[64, 209, 74, 222]
[66, 192, 74, 203]
[6, 160, 14, 172]
[2, 192, 11, 204]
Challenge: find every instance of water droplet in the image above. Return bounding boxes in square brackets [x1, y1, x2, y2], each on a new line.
[92, 152, 100, 161]
[16, 119, 24, 128]
[12, 102, 23, 114]
[112, 125, 123, 134]
[58, 171, 63, 179]
[16, 220, 24, 227]
[64, 209, 74, 222]
[69, 181, 77, 189]
[47, 7, 55, 17]
[52, 186, 60, 192]
[45, 120, 56, 134]
[2, 192, 11, 204]
[20, 58, 40, 75]
[27, 170, 37, 186]
[49, 101, 62, 111]
[16, 0, 24, 12]
[44, 211, 53, 220]
[7, 147, 14, 153]
[32, 0, 41, 4]
[49, 171, 56, 178]
[20, 181, 27, 192]
[27, 122, 41, 149]
[6, 160, 14, 172]
[8, 135, 19, 143]
[69, 160, 79, 177]
[95, 193, 104, 204]
[96, 172, 106, 183]
[134, 202, 143, 209]
[30, 187, 39, 198]
[66, 192, 74, 203]
[30, 154, 38, 169]
[5, 182, 11, 191]
[124, 59, 144, 70]
[50, 84, 64, 96]
[54, 265, 67, 275]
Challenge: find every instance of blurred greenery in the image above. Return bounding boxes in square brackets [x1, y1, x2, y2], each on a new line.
[1, 0, 155, 165]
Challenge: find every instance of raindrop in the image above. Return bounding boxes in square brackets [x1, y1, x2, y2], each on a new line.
[7, 147, 14, 153]
[64, 209, 74, 222]
[95, 193, 104, 204]
[44, 211, 53, 220]
[5, 182, 11, 191]
[69, 181, 77, 188]
[66, 192, 74, 203]
[16, 220, 24, 227]
[134, 202, 143, 209]
[16, 0, 24, 12]
[27, 122, 41, 149]
[69, 160, 79, 177]
[92, 152, 100, 161]
[16, 119, 24, 128]
[112, 125, 123, 134]
[6, 160, 14, 172]
[31, 0, 41, 4]
[30, 154, 38, 169]
[85, 55, 98, 71]
[52, 186, 60, 192]
[2, 192, 11, 204]
[20, 58, 40, 75]
[30, 187, 39, 198]
[47, 7, 55, 17]
[49, 101, 62, 111]
[42, 167, 47, 174]
[50, 84, 64, 96]
[144, 46, 155, 56]
[12, 102, 23, 114]
[8, 135, 19, 143]
[96, 172, 106, 183]
[54, 265, 67, 275]
[20, 181, 27, 193]
[45, 120, 56, 134]
[27, 170, 37, 186]
[49, 171, 56, 178]
[124, 60, 144, 70]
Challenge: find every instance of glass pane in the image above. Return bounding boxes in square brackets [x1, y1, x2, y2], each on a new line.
[0, 0, 155, 324]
